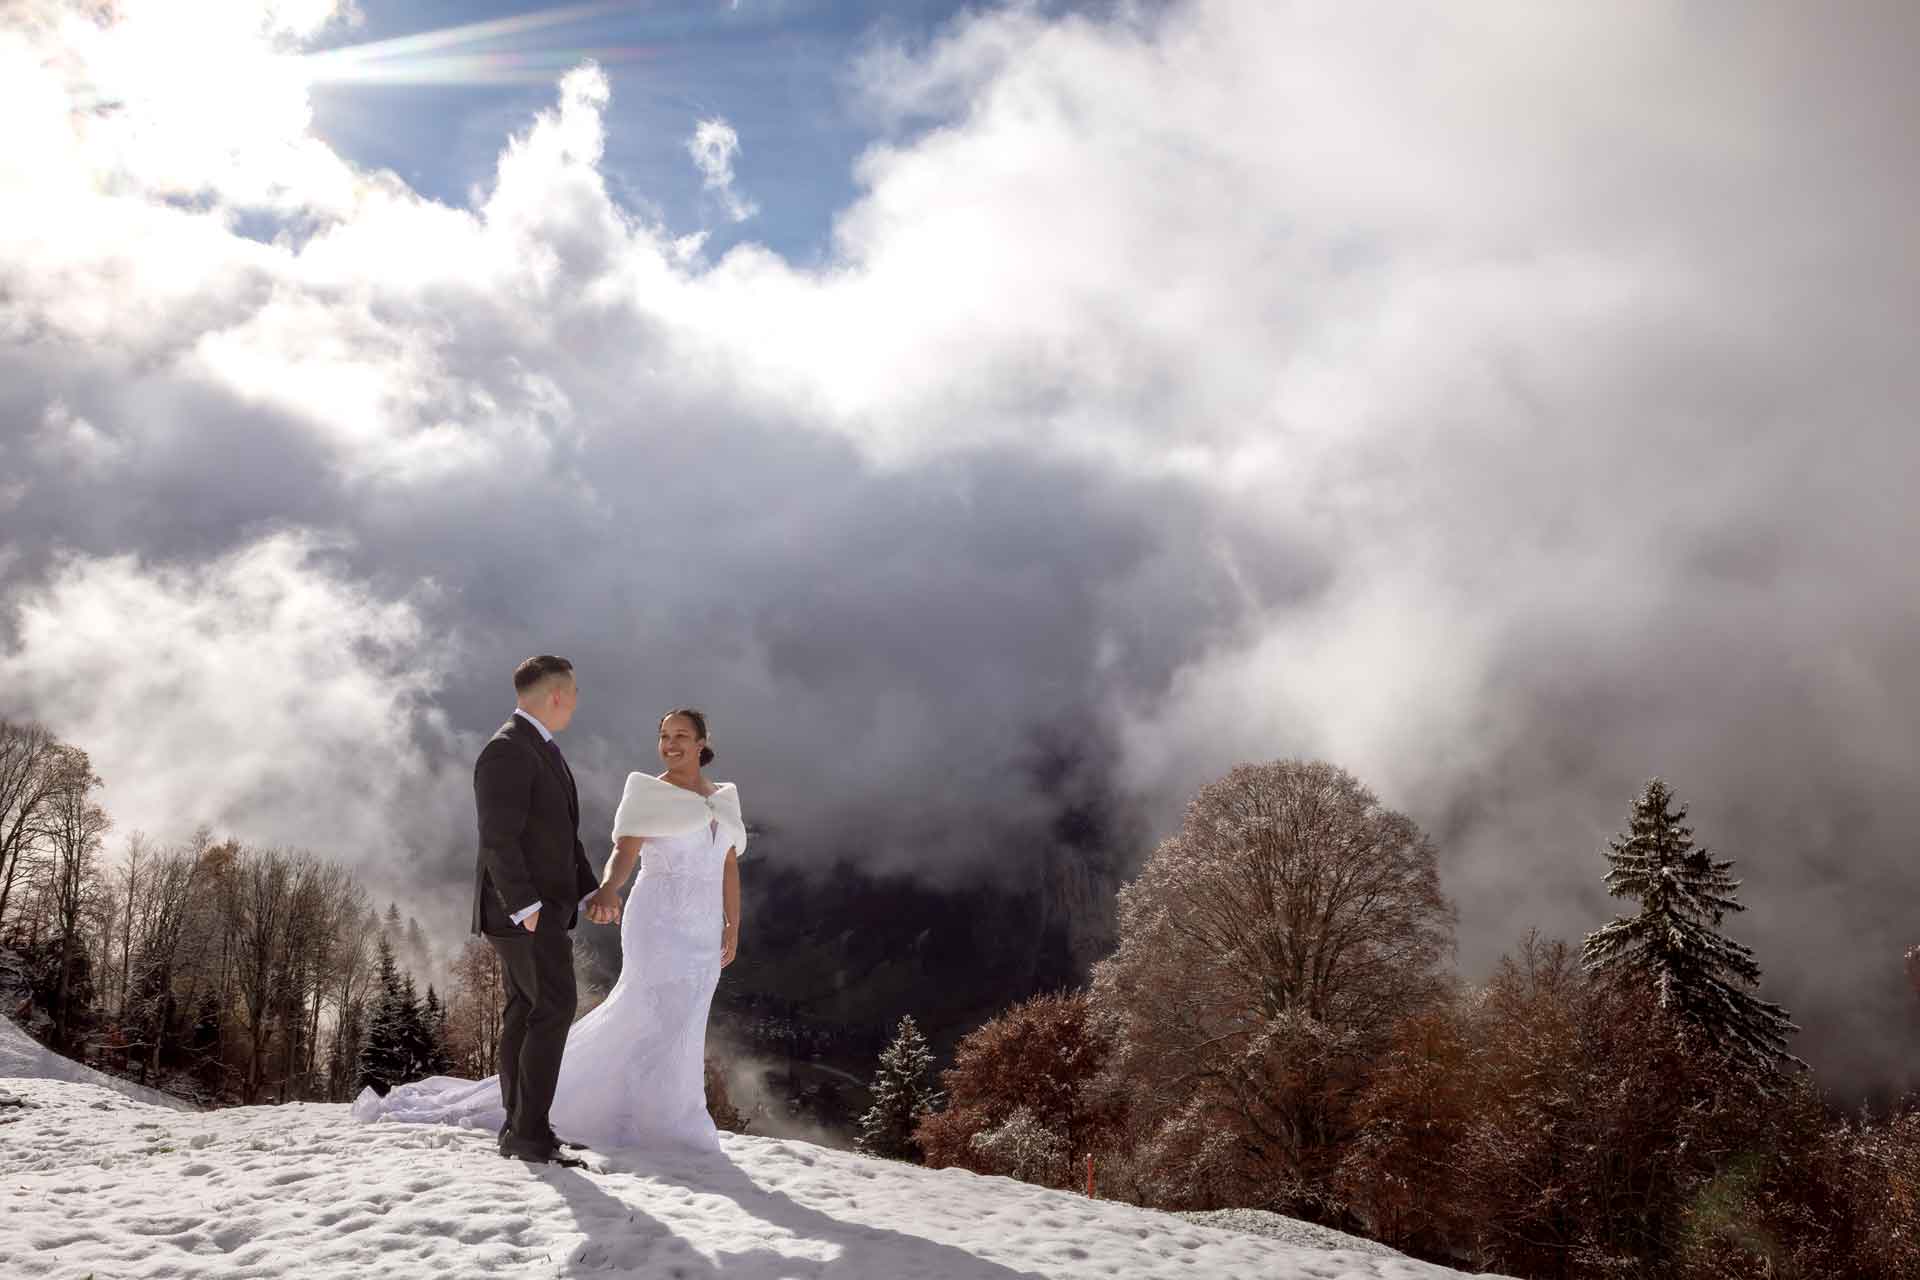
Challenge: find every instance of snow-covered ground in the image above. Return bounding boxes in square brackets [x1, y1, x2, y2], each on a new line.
[1175, 1210, 1406, 1262]
[0, 1013, 193, 1111]
[2, 1023, 1497, 1279]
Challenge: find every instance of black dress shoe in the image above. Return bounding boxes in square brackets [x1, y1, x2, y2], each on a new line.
[498, 1133, 587, 1167]
[506, 1149, 589, 1169]
[498, 1131, 548, 1158]
[506, 1128, 587, 1159]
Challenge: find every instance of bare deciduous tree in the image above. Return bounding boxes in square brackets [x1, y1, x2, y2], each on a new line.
[298, 864, 360, 1095]
[106, 832, 153, 1020]
[0, 719, 62, 927]
[43, 745, 110, 1049]
[448, 937, 505, 1078]
[230, 846, 324, 1104]
[1090, 759, 1455, 1214]
[325, 903, 379, 1101]
[122, 839, 209, 1083]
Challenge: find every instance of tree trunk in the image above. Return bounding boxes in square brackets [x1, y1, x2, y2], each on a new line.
[53, 929, 75, 1050]
[0, 842, 21, 927]
[308, 985, 324, 1090]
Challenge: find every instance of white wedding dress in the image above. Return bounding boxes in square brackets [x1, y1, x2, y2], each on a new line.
[354, 777, 744, 1154]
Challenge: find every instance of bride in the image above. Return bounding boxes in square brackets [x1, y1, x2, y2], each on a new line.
[355, 708, 745, 1153]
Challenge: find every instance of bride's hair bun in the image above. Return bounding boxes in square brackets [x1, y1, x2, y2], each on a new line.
[660, 708, 716, 767]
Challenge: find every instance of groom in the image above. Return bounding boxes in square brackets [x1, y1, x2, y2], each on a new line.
[473, 654, 601, 1165]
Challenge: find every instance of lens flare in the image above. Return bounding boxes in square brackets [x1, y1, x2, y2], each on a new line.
[296, 2, 665, 87]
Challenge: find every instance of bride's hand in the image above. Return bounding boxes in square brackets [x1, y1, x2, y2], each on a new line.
[720, 922, 738, 967]
[585, 888, 621, 925]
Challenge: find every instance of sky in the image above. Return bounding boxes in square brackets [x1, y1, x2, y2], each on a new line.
[301, 0, 1101, 265]
[4, 0, 1919, 1098]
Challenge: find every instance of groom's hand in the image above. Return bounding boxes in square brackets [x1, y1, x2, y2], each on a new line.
[521, 908, 541, 933]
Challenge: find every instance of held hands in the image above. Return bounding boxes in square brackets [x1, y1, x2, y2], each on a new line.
[584, 887, 623, 926]
[520, 908, 541, 933]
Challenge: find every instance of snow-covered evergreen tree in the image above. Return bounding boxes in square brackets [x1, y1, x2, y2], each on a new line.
[1581, 778, 1801, 1081]
[421, 985, 452, 1077]
[354, 937, 410, 1096]
[855, 1014, 942, 1160]
[395, 973, 428, 1081]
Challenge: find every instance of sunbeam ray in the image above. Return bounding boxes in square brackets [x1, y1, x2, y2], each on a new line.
[305, 2, 637, 63]
[298, 1, 668, 86]
[302, 47, 661, 87]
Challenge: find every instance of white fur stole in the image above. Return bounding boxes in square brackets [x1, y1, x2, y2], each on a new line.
[610, 773, 746, 855]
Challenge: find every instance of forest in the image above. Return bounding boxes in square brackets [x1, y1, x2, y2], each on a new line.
[6, 717, 1917, 1277]
[0, 718, 506, 1106]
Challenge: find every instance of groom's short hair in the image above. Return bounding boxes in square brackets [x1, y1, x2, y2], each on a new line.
[513, 654, 574, 694]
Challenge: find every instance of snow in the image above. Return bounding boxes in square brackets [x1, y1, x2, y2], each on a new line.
[0, 1014, 193, 1112]
[2, 1023, 1500, 1279]
[1175, 1210, 1406, 1261]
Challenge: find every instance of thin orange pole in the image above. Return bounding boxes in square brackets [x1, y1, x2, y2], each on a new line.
[1085, 1153, 1095, 1199]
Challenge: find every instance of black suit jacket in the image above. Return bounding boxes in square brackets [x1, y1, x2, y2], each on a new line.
[471, 714, 600, 936]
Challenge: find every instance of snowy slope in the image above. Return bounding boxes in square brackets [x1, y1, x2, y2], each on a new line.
[1, 1063, 1500, 1279]
[0, 1014, 193, 1111]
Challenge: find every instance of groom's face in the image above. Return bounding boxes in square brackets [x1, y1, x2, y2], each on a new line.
[544, 675, 579, 732]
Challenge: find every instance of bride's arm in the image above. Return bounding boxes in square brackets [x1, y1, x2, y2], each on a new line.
[720, 847, 741, 966]
[600, 836, 644, 892]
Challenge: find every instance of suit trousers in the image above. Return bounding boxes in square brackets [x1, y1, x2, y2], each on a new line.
[487, 926, 576, 1144]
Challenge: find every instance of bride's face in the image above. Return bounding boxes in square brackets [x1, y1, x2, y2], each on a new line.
[658, 715, 704, 769]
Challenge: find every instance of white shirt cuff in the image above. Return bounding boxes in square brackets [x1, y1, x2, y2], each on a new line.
[508, 901, 542, 925]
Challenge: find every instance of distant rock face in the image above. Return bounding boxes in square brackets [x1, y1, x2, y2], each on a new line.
[707, 816, 1127, 1082]
[1035, 838, 1121, 978]
[1025, 734, 1135, 980]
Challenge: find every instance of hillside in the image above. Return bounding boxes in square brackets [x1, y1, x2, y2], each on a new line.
[0, 1014, 192, 1112]
[0, 1024, 1497, 1279]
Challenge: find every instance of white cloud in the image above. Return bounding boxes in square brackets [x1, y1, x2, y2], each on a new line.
[0, 534, 468, 890]
[685, 116, 758, 224]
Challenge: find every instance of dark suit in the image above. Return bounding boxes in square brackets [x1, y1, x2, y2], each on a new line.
[472, 713, 600, 1149]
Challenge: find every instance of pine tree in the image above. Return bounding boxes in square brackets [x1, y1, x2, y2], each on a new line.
[393, 972, 442, 1084]
[404, 916, 431, 979]
[354, 937, 410, 1095]
[1581, 778, 1801, 1082]
[855, 1014, 943, 1160]
[421, 985, 453, 1077]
